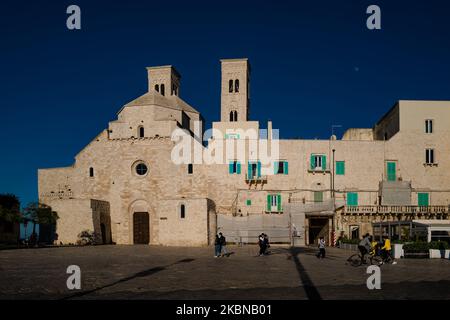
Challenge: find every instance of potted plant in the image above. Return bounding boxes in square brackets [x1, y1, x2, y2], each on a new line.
[392, 240, 405, 259]
[403, 241, 430, 259]
[429, 241, 450, 259]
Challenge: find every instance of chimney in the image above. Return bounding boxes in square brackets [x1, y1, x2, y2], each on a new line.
[268, 120, 273, 140]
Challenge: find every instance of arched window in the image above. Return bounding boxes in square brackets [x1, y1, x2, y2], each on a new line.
[155, 84, 159, 92]
[229, 110, 238, 122]
[89, 167, 94, 177]
[235, 79, 239, 92]
[180, 204, 186, 219]
[229, 79, 233, 93]
[139, 126, 144, 138]
[161, 84, 165, 96]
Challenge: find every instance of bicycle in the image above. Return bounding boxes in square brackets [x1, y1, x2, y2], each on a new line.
[347, 250, 382, 267]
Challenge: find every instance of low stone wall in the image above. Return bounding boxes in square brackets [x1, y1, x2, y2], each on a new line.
[338, 243, 358, 251]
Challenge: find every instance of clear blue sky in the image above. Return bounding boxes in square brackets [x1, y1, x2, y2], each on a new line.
[1, 0, 450, 207]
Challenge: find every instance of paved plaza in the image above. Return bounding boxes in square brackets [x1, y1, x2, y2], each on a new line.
[0, 245, 449, 300]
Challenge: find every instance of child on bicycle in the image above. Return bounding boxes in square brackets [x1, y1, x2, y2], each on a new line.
[370, 237, 379, 257]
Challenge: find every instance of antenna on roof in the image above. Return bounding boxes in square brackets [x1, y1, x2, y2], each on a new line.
[331, 124, 342, 137]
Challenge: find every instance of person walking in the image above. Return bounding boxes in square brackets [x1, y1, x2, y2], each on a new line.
[258, 233, 266, 256]
[263, 233, 270, 255]
[380, 234, 392, 264]
[214, 234, 222, 258]
[317, 236, 326, 258]
[219, 232, 228, 257]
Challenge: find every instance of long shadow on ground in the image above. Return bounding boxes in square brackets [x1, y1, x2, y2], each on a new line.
[287, 247, 322, 300]
[60, 258, 195, 300]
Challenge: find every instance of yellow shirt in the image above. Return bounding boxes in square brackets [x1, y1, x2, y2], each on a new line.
[370, 241, 378, 255]
[382, 239, 391, 251]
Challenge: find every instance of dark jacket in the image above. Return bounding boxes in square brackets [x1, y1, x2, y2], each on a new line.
[219, 235, 227, 246]
[214, 236, 221, 245]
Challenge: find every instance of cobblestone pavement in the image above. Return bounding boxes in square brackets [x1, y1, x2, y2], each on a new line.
[0, 245, 449, 300]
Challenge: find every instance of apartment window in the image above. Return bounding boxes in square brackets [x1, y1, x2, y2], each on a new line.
[180, 204, 186, 219]
[229, 79, 234, 93]
[155, 84, 159, 92]
[266, 194, 282, 212]
[310, 154, 326, 171]
[229, 161, 241, 174]
[347, 192, 358, 206]
[247, 161, 261, 179]
[235, 79, 239, 93]
[188, 164, 193, 174]
[314, 191, 323, 203]
[234, 110, 238, 121]
[274, 161, 289, 175]
[425, 149, 435, 164]
[336, 161, 345, 175]
[89, 167, 94, 177]
[425, 119, 433, 134]
[160, 84, 165, 96]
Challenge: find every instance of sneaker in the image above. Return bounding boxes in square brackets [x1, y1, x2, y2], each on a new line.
[392, 261, 397, 265]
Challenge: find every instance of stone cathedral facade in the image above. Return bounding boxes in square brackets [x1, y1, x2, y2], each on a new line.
[38, 58, 450, 246]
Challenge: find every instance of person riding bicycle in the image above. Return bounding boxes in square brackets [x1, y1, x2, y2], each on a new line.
[358, 233, 371, 264]
[370, 237, 378, 256]
[380, 234, 392, 263]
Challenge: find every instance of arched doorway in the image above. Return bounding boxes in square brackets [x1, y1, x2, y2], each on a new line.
[133, 212, 149, 244]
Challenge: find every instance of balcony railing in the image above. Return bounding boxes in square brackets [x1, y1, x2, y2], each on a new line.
[343, 205, 450, 215]
[245, 174, 268, 183]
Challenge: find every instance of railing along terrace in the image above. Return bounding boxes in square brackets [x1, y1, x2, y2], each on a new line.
[344, 205, 449, 214]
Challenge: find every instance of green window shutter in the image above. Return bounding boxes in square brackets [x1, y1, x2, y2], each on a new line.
[277, 194, 282, 212]
[387, 162, 396, 181]
[247, 162, 252, 178]
[274, 161, 278, 174]
[347, 193, 353, 206]
[246, 199, 251, 206]
[336, 161, 345, 175]
[418, 193, 429, 206]
[347, 192, 358, 206]
[257, 161, 261, 177]
[310, 154, 315, 170]
[228, 162, 234, 174]
[266, 195, 271, 212]
[322, 155, 327, 170]
[284, 161, 289, 174]
[236, 162, 241, 174]
[314, 191, 323, 202]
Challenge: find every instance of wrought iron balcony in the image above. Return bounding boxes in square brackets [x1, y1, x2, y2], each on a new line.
[245, 174, 267, 183]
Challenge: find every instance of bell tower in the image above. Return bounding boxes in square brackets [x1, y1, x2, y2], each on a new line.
[220, 59, 250, 122]
[147, 65, 181, 97]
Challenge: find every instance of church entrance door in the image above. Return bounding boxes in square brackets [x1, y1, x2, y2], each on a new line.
[133, 212, 150, 244]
